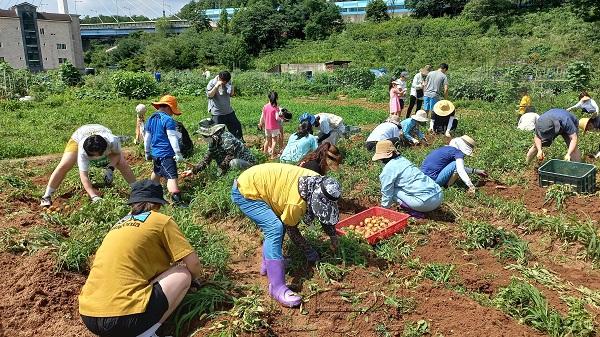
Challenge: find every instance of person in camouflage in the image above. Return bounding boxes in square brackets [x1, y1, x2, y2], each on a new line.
[182, 119, 256, 177]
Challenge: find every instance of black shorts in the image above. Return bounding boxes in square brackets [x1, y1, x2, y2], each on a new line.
[81, 283, 169, 337]
[153, 156, 178, 179]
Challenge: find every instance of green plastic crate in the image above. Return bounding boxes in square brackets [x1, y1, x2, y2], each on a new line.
[538, 159, 596, 193]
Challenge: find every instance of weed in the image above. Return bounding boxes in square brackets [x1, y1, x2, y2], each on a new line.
[374, 322, 392, 337]
[422, 263, 454, 283]
[495, 235, 531, 265]
[544, 184, 575, 210]
[317, 262, 348, 284]
[211, 289, 270, 335]
[382, 294, 416, 315]
[0, 226, 62, 254]
[403, 320, 429, 337]
[375, 236, 414, 263]
[460, 222, 504, 250]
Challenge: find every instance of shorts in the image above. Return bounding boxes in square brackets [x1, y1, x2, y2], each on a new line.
[81, 282, 168, 337]
[153, 156, 178, 179]
[64, 139, 78, 153]
[423, 96, 438, 111]
[265, 129, 281, 138]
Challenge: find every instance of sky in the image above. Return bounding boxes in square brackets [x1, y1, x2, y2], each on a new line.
[0, 0, 191, 18]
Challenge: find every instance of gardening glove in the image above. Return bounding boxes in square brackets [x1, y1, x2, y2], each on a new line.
[474, 169, 488, 178]
[145, 152, 152, 161]
[305, 247, 320, 263]
[412, 139, 420, 145]
[91, 196, 103, 203]
[564, 153, 571, 161]
[467, 186, 477, 194]
[174, 152, 184, 162]
[103, 166, 115, 185]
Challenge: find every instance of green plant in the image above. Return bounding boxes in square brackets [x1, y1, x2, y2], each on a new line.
[375, 236, 414, 262]
[0, 226, 62, 254]
[403, 320, 430, 337]
[422, 263, 454, 283]
[317, 262, 348, 283]
[366, 0, 390, 23]
[112, 71, 158, 99]
[460, 221, 504, 250]
[375, 322, 392, 337]
[59, 61, 82, 86]
[544, 184, 575, 210]
[382, 294, 417, 315]
[566, 61, 592, 91]
[211, 290, 270, 335]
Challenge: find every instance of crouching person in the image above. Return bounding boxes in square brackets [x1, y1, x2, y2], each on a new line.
[78, 180, 202, 337]
[372, 140, 443, 218]
[231, 163, 340, 307]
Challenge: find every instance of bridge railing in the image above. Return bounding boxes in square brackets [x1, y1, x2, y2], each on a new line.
[80, 20, 190, 30]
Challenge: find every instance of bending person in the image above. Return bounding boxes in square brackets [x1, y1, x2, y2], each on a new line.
[373, 140, 443, 218]
[567, 91, 599, 117]
[231, 163, 341, 307]
[182, 119, 256, 177]
[421, 135, 487, 193]
[400, 109, 428, 146]
[526, 108, 581, 163]
[280, 118, 318, 163]
[41, 124, 135, 207]
[365, 115, 402, 151]
[298, 143, 342, 175]
[79, 180, 202, 337]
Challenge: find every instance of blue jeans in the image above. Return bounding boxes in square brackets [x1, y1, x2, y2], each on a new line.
[231, 184, 284, 260]
[423, 96, 438, 111]
[435, 161, 456, 187]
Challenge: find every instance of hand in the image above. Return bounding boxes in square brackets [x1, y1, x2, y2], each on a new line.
[537, 150, 544, 161]
[566, 108, 572, 112]
[103, 166, 114, 185]
[445, 131, 451, 138]
[412, 139, 420, 145]
[174, 153, 184, 162]
[467, 186, 476, 194]
[305, 248, 320, 263]
[564, 153, 571, 161]
[145, 153, 152, 161]
[91, 196, 102, 203]
[217, 80, 224, 87]
[181, 169, 194, 178]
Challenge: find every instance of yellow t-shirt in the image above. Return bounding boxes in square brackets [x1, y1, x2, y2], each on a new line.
[237, 163, 319, 226]
[518, 95, 532, 115]
[79, 211, 194, 317]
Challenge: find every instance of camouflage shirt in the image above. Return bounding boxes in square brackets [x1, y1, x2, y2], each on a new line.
[192, 131, 256, 173]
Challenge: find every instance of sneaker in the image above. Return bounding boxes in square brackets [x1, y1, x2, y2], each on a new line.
[40, 196, 52, 207]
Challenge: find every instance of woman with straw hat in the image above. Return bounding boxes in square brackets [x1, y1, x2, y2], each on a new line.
[365, 115, 402, 151]
[429, 100, 458, 137]
[400, 109, 429, 145]
[372, 140, 443, 218]
[579, 118, 600, 159]
[567, 91, 599, 117]
[421, 135, 487, 194]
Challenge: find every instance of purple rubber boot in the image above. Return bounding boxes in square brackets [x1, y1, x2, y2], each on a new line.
[265, 259, 302, 307]
[400, 202, 426, 219]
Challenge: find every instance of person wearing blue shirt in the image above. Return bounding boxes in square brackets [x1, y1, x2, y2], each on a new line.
[144, 95, 185, 206]
[526, 108, 581, 163]
[372, 140, 443, 218]
[421, 135, 487, 193]
[401, 109, 428, 145]
[280, 119, 318, 163]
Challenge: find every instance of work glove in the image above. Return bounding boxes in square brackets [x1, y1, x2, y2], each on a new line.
[174, 153, 184, 162]
[305, 247, 320, 263]
[474, 169, 488, 178]
[564, 153, 571, 161]
[91, 196, 103, 203]
[467, 186, 477, 194]
[145, 152, 152, 161]
[412, 139, 420, 145]
[104, 166, 115, 185]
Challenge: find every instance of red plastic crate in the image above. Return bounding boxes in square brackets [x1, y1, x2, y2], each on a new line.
[336, 206, 410, 245]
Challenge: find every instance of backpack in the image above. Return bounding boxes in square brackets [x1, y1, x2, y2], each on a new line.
[176, 121, 194, 158]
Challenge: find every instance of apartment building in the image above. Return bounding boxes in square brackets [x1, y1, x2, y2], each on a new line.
[0, 2, 84, 71]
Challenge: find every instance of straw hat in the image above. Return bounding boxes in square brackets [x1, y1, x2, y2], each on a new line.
[579, 117, 591, 134]
[433, 100, 455, 117]
[412, 110, 428, 123]
[386, 114, 400, 126]
[152, 95, 182, 115]
[372, 140, 398, 161]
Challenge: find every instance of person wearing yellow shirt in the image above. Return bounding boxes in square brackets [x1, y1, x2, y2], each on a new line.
[231, 163, 341, 307]
[517, 88, 534, 119]
[78, 180, 202, 337]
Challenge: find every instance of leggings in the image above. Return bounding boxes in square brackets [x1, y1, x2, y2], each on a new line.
[406, 95, 423, 119]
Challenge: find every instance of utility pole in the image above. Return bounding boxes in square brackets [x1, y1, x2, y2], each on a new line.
[162, 0, 166, 17]
[115, 0, 119, 21]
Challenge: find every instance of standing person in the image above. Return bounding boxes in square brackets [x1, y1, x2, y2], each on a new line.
[389, 78, 403, 116]
[421, 135, 487, 193]
[259, 91, 281, 159]
[207, 70, 244, 141]
[424, 63, 449, 126]
[430, 100, 458, 137]
[397, 72, 408, 113]
[135, 104, 147, 145]
[298, 143, 342, 175]
[567, 91, 599, 117]
[313, 112, 346, 145]
[526, 108, 581, 162]
[406, 66, 430, 119]
[280, 119, 318, 163]
[144, 95, 185, 206]
[40, 124, 136, 207]
[79, 180, 202, 337]
[231, 163, 341, 307]
[365, 115, 402, 151]
[373, 140, 443, 218]
[400, 109, 428, 146]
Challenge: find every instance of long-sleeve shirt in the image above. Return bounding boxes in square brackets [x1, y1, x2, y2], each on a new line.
[366, 122, 401, 142]
[568, 98, 599, 114]
[410, 73, 425, 97]
[192, 131, 256, 173]
[400, 118, 425, 143]
[380, 156, 442, 208]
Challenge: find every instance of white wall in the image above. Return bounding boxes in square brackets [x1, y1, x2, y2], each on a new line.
[0, 17, 27, 69]
[37, 19, 77, 70]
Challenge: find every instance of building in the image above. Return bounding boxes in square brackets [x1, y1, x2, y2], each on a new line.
[268, 61, 351, 76]
[0, 2, 84, 71]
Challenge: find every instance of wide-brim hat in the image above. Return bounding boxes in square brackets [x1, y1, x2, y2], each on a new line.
[450, 135, 476, 156]
[579, 117, 591, 134]
[152, 95, 182, 115]
[412, 109, 428, 123]
[386, 114, 400, 126]
[299, 112, 316, 125]
[372, 140, 398, 161]
[433, 100, 455, 117]
[127, 179, 167, 205]
[535, 117, 560, 147]
[198, 124, 226, 137]
[310, 177, 341, 228]
[400, 71, 409, 78]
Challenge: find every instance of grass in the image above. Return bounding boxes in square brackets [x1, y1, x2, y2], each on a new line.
[544, 184, 576, 210]
[421, 263, 455, 284]
[459, 221, 531, 264]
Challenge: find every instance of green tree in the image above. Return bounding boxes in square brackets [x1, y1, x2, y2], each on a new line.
[570, 0, 600, 21]
[462, 0, 514, 29]
[155, 17, 172, 36]
[59, 61, 82, 86]
[405, 0, 469, 17]
[230, 1, 287, 55]
[218, 8, 230, 33]
[366, 0, 390, 23]
[301, 0, 344, 40]
[179, 1, 211, 32]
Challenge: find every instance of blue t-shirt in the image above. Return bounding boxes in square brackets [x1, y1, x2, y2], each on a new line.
[145, 111, 177, 158]
[537, 108, 578, 139]
[421, 146, 465, 180]
[280, 133, 318, 163]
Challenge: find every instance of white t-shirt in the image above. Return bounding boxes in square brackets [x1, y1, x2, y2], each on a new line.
[72, 124, 121, 172]
[410, 73, 425, 97]
[316, 113, 344, 134]
[366, 122, 401, 142]
[517, 113, 540, 132]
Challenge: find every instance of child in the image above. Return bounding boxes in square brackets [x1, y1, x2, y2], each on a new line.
[277, 108, 292, 155]
[259, 91, 281, 159]
[134, 104, 146, 145]
[144, 95, 185, 206]
[517, 88, 534, 122]
[389, 79, 403, 116]
[397, 72, 408, 113]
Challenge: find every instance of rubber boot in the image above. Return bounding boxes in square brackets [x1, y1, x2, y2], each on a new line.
[265, 259, 302, 307]
[399, 202, 425, 219]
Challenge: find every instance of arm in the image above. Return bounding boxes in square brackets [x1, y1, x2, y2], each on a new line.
[144, 131, 152, 158]
[259, 109, 265, 129]
[402, 122, 416, 143]
[79, 170, 101, 199]
[567, 101, 581, 111]
[317, 132, 331, 143]
[566, 133, 578, 159]
[592, 100, 599, 113]
[380, 169, 396, 208]
[285, 226, 319, 262]
[455, 158, 474, 188]
[166, 129, 182, 156]
[135, 120, 141, 144]
[192, 150, 213, 174]
[182, 252, 202, 279]
[534, 135, 544, 159]
[206, 78, 221, 98]
[416, 128, 425, 141]
[443, 84, 449, 100]
[228, 83, 235, 97]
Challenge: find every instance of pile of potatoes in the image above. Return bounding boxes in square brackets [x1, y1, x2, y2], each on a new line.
[345, 216, 392, 239]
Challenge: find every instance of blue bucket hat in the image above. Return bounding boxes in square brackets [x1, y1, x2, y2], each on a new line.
[299, 112, 316, 125]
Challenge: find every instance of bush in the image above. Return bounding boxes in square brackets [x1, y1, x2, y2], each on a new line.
[112, 71, 159, 99]
[331, 68, 375, 90]
[567, 61, 593, 91]
[233, 71, 272, 96]
[59, 61, 82, 86]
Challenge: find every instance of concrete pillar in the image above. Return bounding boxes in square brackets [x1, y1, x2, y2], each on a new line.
[57, 0, 69, 14]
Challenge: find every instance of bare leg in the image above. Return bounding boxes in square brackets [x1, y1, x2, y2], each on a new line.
[45, 151, 78, 192]
[152, 265, 192, 323]
[166, 178, 179, 194]
[571, 148, 582, 162]
[526, 145, 538, 163]
[114, 153, 136, 184]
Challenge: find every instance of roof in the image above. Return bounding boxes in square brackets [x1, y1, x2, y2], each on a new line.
[0, 9, 18, 18]
[0, 3, 72, 22]
[325, 60, 351, 65]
